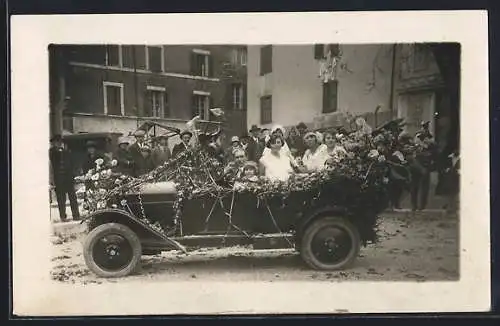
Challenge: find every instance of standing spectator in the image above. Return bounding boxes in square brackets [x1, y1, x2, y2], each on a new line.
[49, 135, 80, 222]
[152, 135, 171, 167]
[133, 146, 155, 177]
[295, 123, 309, 157]
[443, 150, 460, 214]
[128, 129, 147, 164]
[246, 125, 263, 162]
[172, 130, 193, 157]
[114, 136, 134, 175]
[224, 136, 243, 162]
[286, 126, 303, 158]
[410, 130, 438, 211]
[82, 140, 105, 174]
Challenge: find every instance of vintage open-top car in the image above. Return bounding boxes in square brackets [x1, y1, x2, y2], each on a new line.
[79, 118, 410, 278]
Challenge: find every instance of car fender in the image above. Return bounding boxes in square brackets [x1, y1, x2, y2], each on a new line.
[295, 205, 351, 238]
[81, 208, 187, 253]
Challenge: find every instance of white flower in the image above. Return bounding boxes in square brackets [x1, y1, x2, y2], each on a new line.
[91, 174, 100, 181]
[111, 159, 118, 167]
[120, 199, 128, 206]
[111, 204, 118, 208]
[97, 201, 106, 209]
[95, 158, 104, 166]
[393, 151, 405, 162]
[98, 188, 107, 195]
[115, 179, 122, 185]
[378, 155, 386, 163]
[368, 149, 380, 159]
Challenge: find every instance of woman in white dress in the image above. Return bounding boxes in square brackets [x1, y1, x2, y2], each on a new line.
[323, 131, 348, 163]
[261, 125, 293, 159]
[302, 132, 329, 172]
[259, 134, 295, 182]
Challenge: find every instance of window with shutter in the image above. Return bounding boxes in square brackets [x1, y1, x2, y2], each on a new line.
[314, 44, 324, 59]
[232, 84, 243, 110]
[147, 46, 164, 72]
[191, 52, 210, 77]
[260, 45, 272, 75]
[105, 45, 121, 67]
[260, 95, 272, 124]
[322, 80, 338, 113]
[103, 82, 124, 116]
[122, 45, 134, 68]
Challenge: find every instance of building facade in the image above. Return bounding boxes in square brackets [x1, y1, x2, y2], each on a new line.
[246, 43, 459, 209]
[49, 44, 247, 148]
[246, 44, 396, 131]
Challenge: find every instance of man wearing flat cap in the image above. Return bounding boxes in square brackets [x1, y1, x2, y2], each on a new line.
[172, 130, 193, 157]
[49, 135, 80, 222]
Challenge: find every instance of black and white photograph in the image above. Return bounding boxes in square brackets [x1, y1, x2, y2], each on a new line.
[11, 12, 490, 315]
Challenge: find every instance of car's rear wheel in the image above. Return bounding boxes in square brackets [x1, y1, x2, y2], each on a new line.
[83, 223, 142, 278]
[300, 216, 361, 270]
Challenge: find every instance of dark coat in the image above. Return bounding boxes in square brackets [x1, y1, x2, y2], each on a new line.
[49, 146, 76, 184]
[151, 145, 171, 167]
[133, 154, 155, 177]
[81, 152, 105, 174]
[172, 142, 189, 157]
[114, 147, 134, 175]
[245, 137, 264, 162]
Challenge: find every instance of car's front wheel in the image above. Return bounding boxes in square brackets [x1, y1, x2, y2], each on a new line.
[83, 223, 142, 278]
[300, 216, 361, 270]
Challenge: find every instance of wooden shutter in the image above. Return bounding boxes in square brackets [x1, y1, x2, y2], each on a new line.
[314, 44, 324, 59]
[208, 55, 214, 77]
[190, 52, 196, 75]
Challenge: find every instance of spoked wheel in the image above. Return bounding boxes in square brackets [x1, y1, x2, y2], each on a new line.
[300, 217, 361, 270]
[83, 223, 142, 278]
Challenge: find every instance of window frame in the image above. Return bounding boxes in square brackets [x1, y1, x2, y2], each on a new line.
[103, 81, 125, 116]
[145, 45, 165, 72]
[192, 91, 211, 120]
[260, 95, 272, 124]
[260, 45, 273, 76]
[322, 80, 338, 114]
[105, 45, 123, 67]
[232, 83, 244, 110]
[146, 85, 168, 118]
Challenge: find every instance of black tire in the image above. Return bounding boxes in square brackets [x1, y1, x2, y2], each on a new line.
[300, 216, 361, 271]
[83, 223, 142, 278]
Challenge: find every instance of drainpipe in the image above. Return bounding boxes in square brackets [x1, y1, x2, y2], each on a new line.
[132, 46, 139, 128]
[389, 44, 397, 119]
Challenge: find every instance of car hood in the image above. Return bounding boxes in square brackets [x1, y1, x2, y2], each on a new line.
[129, 181, 178, 195]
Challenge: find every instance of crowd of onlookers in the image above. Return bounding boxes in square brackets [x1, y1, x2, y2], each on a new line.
[49, 118, 460, 222]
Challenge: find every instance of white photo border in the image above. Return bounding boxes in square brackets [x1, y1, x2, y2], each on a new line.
[10, 11, 490, 315]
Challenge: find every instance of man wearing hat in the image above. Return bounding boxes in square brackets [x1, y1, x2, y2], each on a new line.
[128, 129, 147, 164]
[133, 145, 155, 177]
[294, 122, 309, 157]
[246, 125, 263, 162]
[224, 136, 243, 162]
[152, 135, 172, 168]
[49, 135, 80, 222]
[114, 136, 134, 175]
[172, 130, 193, 157]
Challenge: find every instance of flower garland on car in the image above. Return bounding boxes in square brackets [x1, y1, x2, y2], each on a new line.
[78, 121, 416, 237]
